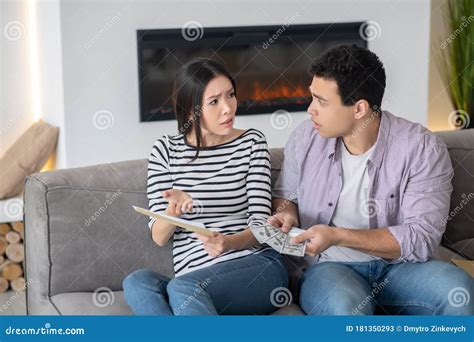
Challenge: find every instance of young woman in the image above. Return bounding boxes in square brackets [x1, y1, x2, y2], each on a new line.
[123, 58, 288, 315]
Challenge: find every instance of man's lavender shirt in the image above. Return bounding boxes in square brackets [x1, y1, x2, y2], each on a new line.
[273, 111, 454, 263]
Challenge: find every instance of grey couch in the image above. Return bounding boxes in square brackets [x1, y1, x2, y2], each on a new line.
[24, 129, 474, 315]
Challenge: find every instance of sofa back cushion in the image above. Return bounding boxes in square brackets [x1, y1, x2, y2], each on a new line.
[25, 160, 174, 296]
[435, 129, 474, 259]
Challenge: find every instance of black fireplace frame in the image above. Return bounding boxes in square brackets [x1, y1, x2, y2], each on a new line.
[137, 22, 367, 122]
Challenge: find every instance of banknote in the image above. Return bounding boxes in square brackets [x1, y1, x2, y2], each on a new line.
[250, 224, 280, 244]
[251, 225, 306, 257]
[265, 231, 286, 251]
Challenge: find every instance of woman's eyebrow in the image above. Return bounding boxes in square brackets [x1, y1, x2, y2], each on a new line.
[206, 88, 234, 100]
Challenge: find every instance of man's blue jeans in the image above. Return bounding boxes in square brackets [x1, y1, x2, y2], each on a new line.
[299, 259, 473, 315]
[123, 249, 288, 315]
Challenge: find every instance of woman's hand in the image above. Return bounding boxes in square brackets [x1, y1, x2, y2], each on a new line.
[196, 232, 231, 258]
[162, 189, 193, 217]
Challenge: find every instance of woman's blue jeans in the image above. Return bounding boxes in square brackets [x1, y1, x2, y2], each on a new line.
[123, 249, 289, 315]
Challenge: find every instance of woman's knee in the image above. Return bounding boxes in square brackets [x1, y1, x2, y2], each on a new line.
[167, 275, 205, 297]
[123, 268, 168, 294]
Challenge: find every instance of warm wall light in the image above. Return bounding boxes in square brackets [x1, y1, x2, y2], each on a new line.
[28, 0, 41, 122]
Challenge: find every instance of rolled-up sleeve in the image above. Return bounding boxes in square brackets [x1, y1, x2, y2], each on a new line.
[387, 136, 454, 262]
[272, 128, 299, 204]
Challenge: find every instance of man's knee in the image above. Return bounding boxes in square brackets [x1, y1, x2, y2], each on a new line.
[298, 262, 374, 315]
[300, 289, 374, 315]
[437, 266, 473, 315]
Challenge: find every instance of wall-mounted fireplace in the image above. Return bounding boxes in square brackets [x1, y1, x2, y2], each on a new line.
[137, 22, 366, 122]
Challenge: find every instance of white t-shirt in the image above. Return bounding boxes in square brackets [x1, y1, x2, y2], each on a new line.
[319, 139, 380, 263]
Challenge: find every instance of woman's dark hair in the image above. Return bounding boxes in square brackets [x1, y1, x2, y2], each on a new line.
[309, 44, 386, 111]
[173, 57, 236, 160]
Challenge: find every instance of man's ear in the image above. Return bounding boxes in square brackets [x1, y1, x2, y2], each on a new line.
[354, 100, 370, 120]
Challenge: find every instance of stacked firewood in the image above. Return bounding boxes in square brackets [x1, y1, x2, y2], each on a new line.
[0, 222, 25, 293]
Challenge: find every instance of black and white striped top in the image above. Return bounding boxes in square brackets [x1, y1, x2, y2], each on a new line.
[147, 129, 272, 276]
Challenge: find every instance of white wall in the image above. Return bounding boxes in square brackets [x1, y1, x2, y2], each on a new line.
[4, 0, 432, 169]
[35, 0, 67, 169]
[1, 0, 67, 169]
[1, 0, 34, 154]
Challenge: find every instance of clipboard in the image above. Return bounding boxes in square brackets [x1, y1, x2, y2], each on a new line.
[133, 206, 214, 237]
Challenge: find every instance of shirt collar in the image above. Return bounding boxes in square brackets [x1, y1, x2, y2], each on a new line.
[326, 110, 391, 169]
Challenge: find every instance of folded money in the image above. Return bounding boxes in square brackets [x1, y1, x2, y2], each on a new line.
[251, 225, 306, 257]
[250, 224, 280, 244]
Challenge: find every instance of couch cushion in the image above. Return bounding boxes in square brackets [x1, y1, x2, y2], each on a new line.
[435, 129, 474, 259]
[269, 148, 284, 188]
[50, 291, 132, 315]
[50, 291, 304, 315]
[25, 159, 174, 300]
[271, 303, 305, 315]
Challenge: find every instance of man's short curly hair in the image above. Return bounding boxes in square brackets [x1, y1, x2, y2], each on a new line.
[309, 44, 386, 110]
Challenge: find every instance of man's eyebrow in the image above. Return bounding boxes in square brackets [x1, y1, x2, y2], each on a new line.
[308, 87, 328, 101]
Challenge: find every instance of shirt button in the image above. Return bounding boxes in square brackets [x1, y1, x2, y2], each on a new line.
[328, 202, 333, 207]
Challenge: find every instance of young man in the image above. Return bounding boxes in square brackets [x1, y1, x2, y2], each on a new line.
[269, 44, 472, 315]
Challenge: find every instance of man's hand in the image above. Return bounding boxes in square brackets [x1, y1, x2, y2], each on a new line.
[290, 224, 339, 257]
[196, 232, 230, 258]
[267, 212, 298, 233]
[162, 189, 193, 217]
